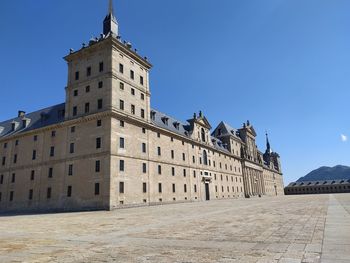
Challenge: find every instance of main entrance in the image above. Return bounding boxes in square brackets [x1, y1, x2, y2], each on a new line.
[205, 183, 210, 201]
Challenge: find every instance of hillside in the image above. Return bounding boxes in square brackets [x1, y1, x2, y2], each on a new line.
[297, 165, 350, 182]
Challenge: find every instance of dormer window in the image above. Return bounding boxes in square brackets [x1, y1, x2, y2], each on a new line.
[22, 119, 27, 128]
[218, 129, 222, 136]
[173, 122, 180, 130]
[150, 111, 156, 121]
[161, 117, 169, 125]
[11, 121, 19, 132]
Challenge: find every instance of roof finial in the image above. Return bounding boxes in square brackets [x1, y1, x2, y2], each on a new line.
[109, 0, 114, 15]
[266, 131, 271, 153]
[103, 0, 118, 36]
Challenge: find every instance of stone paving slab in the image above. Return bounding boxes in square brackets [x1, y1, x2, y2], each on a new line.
[0, 194, 348, 262]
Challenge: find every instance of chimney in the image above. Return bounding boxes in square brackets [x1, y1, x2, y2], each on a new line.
[18, 111, 26, 118]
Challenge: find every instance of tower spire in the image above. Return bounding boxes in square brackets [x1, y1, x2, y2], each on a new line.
[266, 132, 271, 154]
[103, 0, 118, 36]
[109, 0, 114, 16]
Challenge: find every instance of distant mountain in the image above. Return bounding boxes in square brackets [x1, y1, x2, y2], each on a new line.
[297, 165, 350, 182]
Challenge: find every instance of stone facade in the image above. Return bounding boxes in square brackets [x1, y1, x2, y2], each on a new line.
[0, 1, 284, 213]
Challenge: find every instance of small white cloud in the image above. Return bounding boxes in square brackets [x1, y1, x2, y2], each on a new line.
[341, 134, 348, 142]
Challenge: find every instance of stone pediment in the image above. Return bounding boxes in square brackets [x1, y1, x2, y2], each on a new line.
[195, 116, 212, 129]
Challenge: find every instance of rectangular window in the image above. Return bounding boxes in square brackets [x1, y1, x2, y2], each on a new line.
[142, 163, 147, 173]
[120, 120, 125, 127]
[70, 143, 75, 153]
[99, 62, 104, 72]
[143, 183, 147, 193]
[11, 173, 15, 183]
[86, 85, 90, 93]
[172, 167, 175, 176]
[85, 103, 90, 113]
[32, 150, 36, 160]
[171, 150, 174, 159]
[140, 76, 144, 85]
[95, 160, 100, 172]
[73, 106, 77, 116]
[119, 100, 124, 110]
[182, 153, 186, 161]
[34, 135, 38, 141]
[67, 186, 72, 197]
[141, 93, 145, 100]
[75, 71, 79, 80]
[119, 63, 124, 73]
[29, 189, 33, 200]
[50, 146, 55, 157]
[3, 143, 7, 149]
[119, 182, 124, 193]
[30, 170, 35, 181]
[158, 165, 162, 175]
[131, 88, 135, 95]
[95, 183, 100, 195]
[13, 154, 17, 164]
[0, 192, 2, 202]
[48, 167, 53, 178]
[51, 131, 56, 137]
[184, 184, 187, 193]
[96, 138, 101, 149]
[68, 164, 73, 176]
[98, 81, 103, 89]
[97, 119, 102, 127]
[0, 174, 3, 184]
[130, 70, 134, 80]
[1, 157, 5, 166]
[87, 67, 91, 76]
[142, 143, 146, 153]
[119, 137, 125, 149]
[158, 183, 162, 193]
[183, 169, 186, 177]
[97, 99, 103, 109]
[131, 104, 135, 115]
[141, 109, 145, 119]
[120, 82, 124, 90]
[15, 140, 18, 146]
[194, 184, 197, 193]
[172, 183, 176, 193]
[47, 188, 52, 199]
[70, 126, 76, 133]
[157, 147, 161, 156]
[119, 160, 125, 172]
[9, 191, 14, 201]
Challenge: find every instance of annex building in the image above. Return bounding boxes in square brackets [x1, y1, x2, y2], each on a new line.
[0, 1, 284, 213]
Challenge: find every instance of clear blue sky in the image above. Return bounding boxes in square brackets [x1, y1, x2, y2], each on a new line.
[0, 0, 349, 184]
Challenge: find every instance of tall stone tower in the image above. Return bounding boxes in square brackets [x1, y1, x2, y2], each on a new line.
[64, 0, 152, 122]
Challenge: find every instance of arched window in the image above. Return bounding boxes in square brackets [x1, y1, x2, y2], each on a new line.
[203, 150, 208, 165]
[201, 128, 206, 142]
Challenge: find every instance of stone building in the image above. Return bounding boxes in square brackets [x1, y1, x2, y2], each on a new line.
[0, 1, 284, 213]
[285, 180, 350, 195]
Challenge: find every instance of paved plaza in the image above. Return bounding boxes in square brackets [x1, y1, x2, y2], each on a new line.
[0, 194, 349, 263]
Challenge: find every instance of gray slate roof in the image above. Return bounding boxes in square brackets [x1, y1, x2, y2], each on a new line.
[0, 105, 230, 154]
[0, 103, 65, 139]
[286, 179, 350, 188]
[151, 109, 230, 153]
[211, 121, 240, 139]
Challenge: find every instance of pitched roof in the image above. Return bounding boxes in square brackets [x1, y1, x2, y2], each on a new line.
[0, 103, 65, 139]
[286, 179, 350, 187]
[212, 121, 240, 138]
[150, 109, 229, 153]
